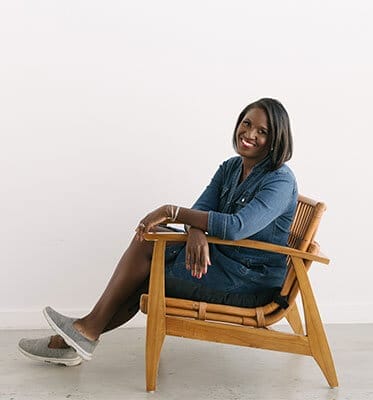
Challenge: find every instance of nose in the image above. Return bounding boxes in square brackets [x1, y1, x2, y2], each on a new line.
[245, 128, 257, 139]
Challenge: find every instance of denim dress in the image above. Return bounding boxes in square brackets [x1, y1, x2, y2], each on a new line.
[164, 155, 298, 295]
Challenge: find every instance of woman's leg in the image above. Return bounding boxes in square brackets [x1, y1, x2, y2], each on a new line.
[71, 235, 153, 340]
[49, 226, 182, 348]
[101, 277, 149, 333]
[56, 225, 182, 343]
[49, 281, 148, 348]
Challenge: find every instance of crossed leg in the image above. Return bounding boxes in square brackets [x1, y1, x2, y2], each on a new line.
[49, 225, 182, 348]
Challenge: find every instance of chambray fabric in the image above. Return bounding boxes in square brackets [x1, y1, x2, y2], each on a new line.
[164, 155, 297, 294]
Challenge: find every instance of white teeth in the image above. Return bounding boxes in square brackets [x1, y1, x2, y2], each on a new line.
[241, 138, 255, 147]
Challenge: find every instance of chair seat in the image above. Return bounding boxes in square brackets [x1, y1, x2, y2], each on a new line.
[140, 240, 320, 329]
[141, 293, 280, 327]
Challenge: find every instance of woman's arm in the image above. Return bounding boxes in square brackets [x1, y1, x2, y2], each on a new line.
[188, 161, 225, 212]
[134, 161, 222, 239]
[134, 206, 211, 280]
[207, 171, 297, 240]
[136, 170, 296, 242]
[173, 207, 208, 231]
[135, 205, 208, 241]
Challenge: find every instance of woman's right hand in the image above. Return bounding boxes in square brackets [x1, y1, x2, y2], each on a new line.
[185, 228, 211, 279]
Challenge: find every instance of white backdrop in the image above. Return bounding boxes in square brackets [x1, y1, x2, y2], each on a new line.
[1, 0, 372, 328]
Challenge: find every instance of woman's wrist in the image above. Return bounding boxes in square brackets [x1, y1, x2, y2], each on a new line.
[165, 204, 180, 222]
[188, 227, 205, 234]
[165, 205, 172, 221]
[165, 206, 208, 232]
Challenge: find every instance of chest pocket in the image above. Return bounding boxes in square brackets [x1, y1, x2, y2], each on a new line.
[233, 196, 250, 213]
[233, 187, 260, 213]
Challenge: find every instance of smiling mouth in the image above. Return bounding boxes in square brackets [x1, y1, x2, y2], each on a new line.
[240, 137, 256, 148]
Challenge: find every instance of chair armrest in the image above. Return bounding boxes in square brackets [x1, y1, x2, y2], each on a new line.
[143, 232, 330, 265]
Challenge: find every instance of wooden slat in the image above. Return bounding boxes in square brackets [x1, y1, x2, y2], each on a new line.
[166, 316, 311, 356]
[297, 194, 319, 207]
[166, 297, 257, 317]
[144, 233, 329, 264]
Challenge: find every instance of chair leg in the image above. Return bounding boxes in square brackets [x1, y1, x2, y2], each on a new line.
[309, 328, 339, 388]
[286, 303, 305, 335]
[292, 257, 338, 388]
[146, 324, 165, 392]
[145, 240, 167, 392]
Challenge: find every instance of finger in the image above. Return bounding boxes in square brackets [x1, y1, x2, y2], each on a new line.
[137, 228, 144, 242]
[135, 225, 142, 235]
[193, 261, 201, 278]
[195, 262, 203, 279]
[135, 229, 140, 240]
[191, 261, 196, 277]
[196, 248, 204, 278]
[189, 254, 196, 275]
[202, 263, 208, 275]
[204, 253, 211, 273]
[193, 254, 202, 277]
[185, 255, 191, 270]
[194, 262, 202, 279]
[185, 245, 190, 270]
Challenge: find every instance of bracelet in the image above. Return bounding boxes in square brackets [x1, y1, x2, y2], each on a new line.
[169, 205, 175, 222]
[173, 206, 180, 222]
[168, 205, 180, 222]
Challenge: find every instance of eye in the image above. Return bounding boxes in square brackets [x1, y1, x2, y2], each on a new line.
[242, 120, 250, 127]
[259, 129, 269, 135]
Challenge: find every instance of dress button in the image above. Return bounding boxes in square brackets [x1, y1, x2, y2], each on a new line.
[241, 198, 245, 202]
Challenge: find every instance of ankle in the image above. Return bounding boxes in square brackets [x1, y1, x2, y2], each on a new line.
[73, 319, 99, 342]
[48, 335, 69, 349]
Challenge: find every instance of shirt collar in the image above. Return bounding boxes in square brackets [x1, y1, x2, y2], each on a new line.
[244, 154, 272, 173]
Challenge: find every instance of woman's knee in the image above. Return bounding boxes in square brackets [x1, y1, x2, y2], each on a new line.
[129, 232, 154, 259]
[130, 225, 183, 257]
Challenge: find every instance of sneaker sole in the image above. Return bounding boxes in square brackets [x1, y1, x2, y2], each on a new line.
[17, 344, 82, 367]
[42, 308, 93, 361]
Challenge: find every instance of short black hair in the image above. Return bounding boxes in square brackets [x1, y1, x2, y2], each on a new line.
[232, 98, 293, 170]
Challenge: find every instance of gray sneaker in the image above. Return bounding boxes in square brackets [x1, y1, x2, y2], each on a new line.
[18, 336, 82, 366]
[43, 306, 99, 361]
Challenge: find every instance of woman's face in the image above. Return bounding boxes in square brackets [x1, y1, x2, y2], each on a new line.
[235, 107, 272, 163]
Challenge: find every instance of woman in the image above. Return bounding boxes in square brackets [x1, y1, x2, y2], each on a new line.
[18, 97, 297, 366]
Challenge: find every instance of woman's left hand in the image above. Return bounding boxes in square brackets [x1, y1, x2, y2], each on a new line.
[135, 205, 170, 241]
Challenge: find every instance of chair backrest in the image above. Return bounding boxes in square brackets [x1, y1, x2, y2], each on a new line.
[288, 195, 326, 252]
[281, 195, 326, 297]
[260, 195, 326, 326]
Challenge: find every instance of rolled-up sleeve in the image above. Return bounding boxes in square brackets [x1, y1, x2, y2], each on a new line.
[207, 171, 296, 240]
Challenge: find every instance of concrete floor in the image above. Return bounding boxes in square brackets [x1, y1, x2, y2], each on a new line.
[0, 324, 372, 400]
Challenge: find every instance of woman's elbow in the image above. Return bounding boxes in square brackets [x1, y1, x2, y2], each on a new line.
[224, 228, 247, 241]
[223, 216, 250, 241]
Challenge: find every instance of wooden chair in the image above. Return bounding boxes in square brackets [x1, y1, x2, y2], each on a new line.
[140, 195, 338, 391]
